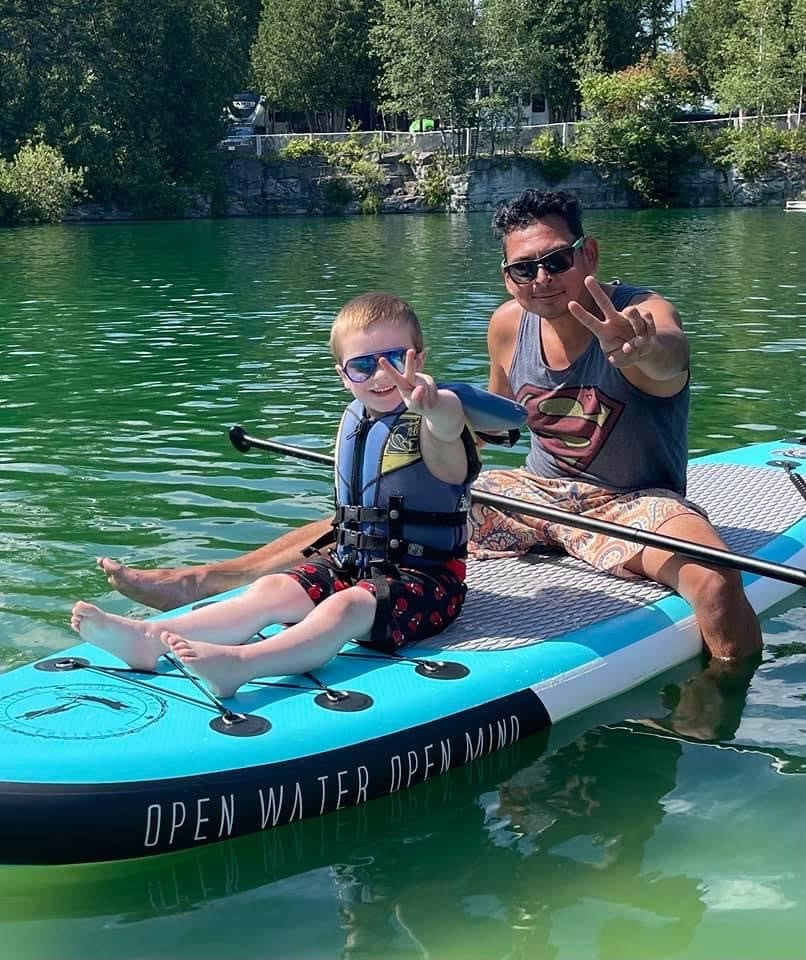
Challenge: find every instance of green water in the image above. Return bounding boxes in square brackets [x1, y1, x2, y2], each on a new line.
[1, 209, 805, 959]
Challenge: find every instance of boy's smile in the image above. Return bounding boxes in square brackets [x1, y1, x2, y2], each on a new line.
[336, 322, 425, 416]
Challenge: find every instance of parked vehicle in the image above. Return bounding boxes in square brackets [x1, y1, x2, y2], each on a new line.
[225, 92, 267, 134]
[220, 125, 257, 151]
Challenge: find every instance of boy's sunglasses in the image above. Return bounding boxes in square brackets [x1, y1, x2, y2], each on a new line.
[342, 347, 409, 383]
[502, 235, 585, 284]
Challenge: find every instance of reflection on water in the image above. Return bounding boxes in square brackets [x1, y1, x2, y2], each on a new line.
[3, 610, 805, 960]
[0, 210, 804, 959]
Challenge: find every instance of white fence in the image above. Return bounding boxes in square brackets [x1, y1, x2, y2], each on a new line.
[234, 113, 803, 159]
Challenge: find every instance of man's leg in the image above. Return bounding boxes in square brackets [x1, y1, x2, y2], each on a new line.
[97, 516, 336, 611]
[623, 512, 762, 660]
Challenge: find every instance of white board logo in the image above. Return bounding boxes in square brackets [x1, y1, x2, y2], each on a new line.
[0, 684, 168, 739]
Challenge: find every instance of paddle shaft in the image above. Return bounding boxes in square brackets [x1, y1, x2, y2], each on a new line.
[228, 427, 806, 589]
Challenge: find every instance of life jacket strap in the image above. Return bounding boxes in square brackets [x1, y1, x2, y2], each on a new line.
[368, 563, 397, 651]
[300, 522, 338, 558]
[335, 505, 468, 527]
[335, 527, 467, 564]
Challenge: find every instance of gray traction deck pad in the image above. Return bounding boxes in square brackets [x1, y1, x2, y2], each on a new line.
[425, 463, 804, 652]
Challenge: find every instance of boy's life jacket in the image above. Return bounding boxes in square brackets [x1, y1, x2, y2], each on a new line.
[333, 399, 481, 573]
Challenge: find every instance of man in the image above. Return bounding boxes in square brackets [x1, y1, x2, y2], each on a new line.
[98, 189, 760, 659]
[467, 188, 759, 659]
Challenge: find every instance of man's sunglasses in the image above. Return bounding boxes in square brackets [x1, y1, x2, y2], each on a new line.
[342, 347, 410, 383]
[502, 235, 585, 284]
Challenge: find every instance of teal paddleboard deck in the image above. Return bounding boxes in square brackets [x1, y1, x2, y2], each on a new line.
[1, 440, 804, 864]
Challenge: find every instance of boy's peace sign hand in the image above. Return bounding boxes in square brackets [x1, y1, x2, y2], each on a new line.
[569, 275, 657, 368]
[378, 348, 439, 414]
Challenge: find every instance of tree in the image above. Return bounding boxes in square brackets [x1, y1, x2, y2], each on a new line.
[477, 0, 675, 127]
[0, 0, 258, 213]
[0, 142, 84, 224]
[716, 0, 795, 121]
[790, 0, 806, 121]
[370, 0, 480, 143]
[251, 0, 377, 131]
[478, 0, 585, 122]
[574, 53, 699, 204]
[579, 0, 662, 76]
[673, 0, 737, 98]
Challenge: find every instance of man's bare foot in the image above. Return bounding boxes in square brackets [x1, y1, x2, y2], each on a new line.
[96, 558, 204, 612]
[164, 632, 254, 698]
[70, 601, 167, 671]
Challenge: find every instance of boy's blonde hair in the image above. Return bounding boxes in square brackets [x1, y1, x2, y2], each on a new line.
[329, 292, 424, 361]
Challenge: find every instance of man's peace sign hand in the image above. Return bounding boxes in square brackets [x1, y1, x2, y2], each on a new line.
[569, 276, 657, 368]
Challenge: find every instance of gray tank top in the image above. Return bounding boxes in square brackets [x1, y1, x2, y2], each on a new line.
[509, 283, 690, 494]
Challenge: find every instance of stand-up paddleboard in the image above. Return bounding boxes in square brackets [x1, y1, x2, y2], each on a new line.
[1, 439, 804, 865]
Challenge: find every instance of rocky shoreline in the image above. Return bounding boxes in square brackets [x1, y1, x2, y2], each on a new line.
[65, 152, 806, 222]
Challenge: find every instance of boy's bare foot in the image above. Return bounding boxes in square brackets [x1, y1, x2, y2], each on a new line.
[96, 558, 202, 612]
[164, 632, 254, 698]
[70, 601, 167, 671]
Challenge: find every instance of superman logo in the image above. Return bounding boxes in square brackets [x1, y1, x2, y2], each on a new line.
[516, 384, 624, 473]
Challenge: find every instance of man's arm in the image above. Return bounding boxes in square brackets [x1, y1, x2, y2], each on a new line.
[570, 278, 689, 398]
[486, 299, 520, 399]
[623, 291, 690, 392]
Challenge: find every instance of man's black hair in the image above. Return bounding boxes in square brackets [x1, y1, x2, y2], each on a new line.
[492, 190, 584, 252]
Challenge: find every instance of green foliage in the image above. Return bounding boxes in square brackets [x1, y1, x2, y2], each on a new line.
[328, 137, 368, 167]
[360, 191, 383, 214]
[677, 0, 805, 113]
[715, 0, 794, 120]
[578, 0, 661, 75]
[279, 138, 329, 161]
[251, 0, 376, 130]
[420, 162, 452, 208]
[673, 0, 737, 97]
[526, 131, 573, 183]
[371, 0, 480, 153]
[348, 158, 385, 191]
[0, 143, 84, 225]
[281, 133, 388, 213]
[318, 176, 354, 211]
[574, 54, 700, 205]
[702, 125, 806, 178]
[0, 0, 256, 216]
[477, 0, 681, 134]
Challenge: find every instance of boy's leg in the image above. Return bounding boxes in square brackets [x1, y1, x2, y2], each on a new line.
[165, 585, 378, 697]
[70, 573, 315, 671]
[96, 517, 336, 611]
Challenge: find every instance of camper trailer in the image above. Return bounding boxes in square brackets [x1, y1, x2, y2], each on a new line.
[225, 92, 267, 134]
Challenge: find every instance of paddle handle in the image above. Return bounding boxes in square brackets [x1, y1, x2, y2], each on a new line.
[228, 427, 334, 466]
[472, 490, 806, 588]
[228, 427, 806, 589]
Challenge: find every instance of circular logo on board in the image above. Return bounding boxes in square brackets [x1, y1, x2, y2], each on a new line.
[0, 684, 168, 739]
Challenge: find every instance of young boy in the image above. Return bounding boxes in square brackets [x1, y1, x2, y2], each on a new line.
[70, 293, 479, 697]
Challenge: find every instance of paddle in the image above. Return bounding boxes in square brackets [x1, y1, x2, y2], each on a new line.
[228, 426, 806, 589]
